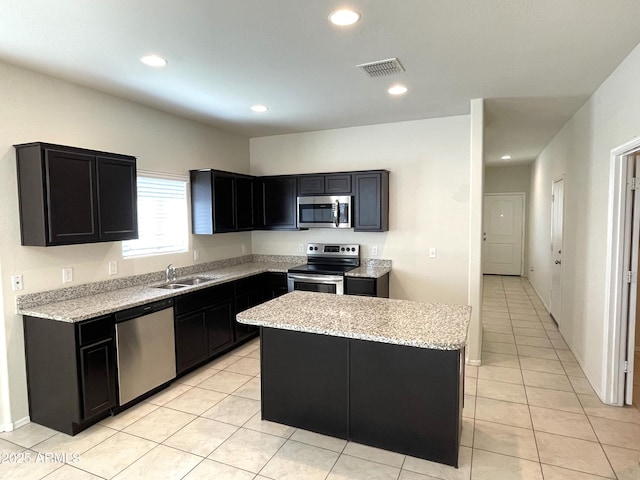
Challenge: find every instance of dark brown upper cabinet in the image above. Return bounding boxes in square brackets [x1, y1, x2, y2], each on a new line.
[15, 142, 137, 246]
[190, 169, 255, 234]
[298, 173, 352, 196]
[257, 175, 298, 230]
[353, 170, 389, 232]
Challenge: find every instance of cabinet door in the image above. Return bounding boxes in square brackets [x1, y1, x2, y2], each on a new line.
[175, 312, 208, 374]
[325, 174, 352, 194]
[206, 301, 235, 355]
[298, 175, 325, 195]
[235, 285, 261, 341]
[213, 173, 236, 232]
[96, 156, 138, 241]
[45, 149, 98, 244]
[263, 272, 289, 299]
[260, 177, 297, 230]
[353, 172, 389, 232]
[235, 176, 255, 230]
[79, 338, 117, 421]
[190, 170, 214, 234]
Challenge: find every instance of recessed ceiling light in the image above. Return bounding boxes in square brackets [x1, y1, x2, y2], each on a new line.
[501, 155, 512, 160]
[388, 85, 408, 95]
[140, 55, 167, 67]
[250, 104, 268, 113]
[329, 9, 361, 26]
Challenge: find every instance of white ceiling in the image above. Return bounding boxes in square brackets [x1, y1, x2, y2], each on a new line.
[2, 1, 640, 166]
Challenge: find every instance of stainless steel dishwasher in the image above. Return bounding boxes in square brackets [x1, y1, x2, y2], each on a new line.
[115, 298, 176, 405]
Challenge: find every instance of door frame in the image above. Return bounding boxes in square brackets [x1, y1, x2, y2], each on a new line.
[550, 176, 565, 323]
[603, 135, 640, 405]
[482, 192, 526, 276]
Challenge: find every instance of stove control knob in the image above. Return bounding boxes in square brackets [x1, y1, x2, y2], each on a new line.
[341, 247, 345, 251]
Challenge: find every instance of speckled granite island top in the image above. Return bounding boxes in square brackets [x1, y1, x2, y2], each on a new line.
[237, 291, 471, 350]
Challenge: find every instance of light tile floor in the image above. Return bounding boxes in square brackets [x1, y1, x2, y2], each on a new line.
[2, 275, 640, 479]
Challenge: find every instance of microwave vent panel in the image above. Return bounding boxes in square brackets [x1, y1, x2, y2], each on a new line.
[357, 58, 405, 78]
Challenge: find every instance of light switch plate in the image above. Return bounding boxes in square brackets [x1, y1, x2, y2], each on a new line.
[62, 267, 73, 283]
[108, 261, 118, 275]
[429, 247, 437, 258]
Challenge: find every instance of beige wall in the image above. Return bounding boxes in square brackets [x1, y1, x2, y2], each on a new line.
[250, 116, 472, 305]
[485, 165, 531, 194]
[0, 60, 250, 428]
[484, 165, 532, 274]
[528, 41, 640, 399]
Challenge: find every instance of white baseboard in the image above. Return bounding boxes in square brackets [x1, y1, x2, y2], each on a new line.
[466, 359, 482, 367]
[1, 415, 30, 433]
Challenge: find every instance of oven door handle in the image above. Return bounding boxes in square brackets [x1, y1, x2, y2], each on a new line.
[288, 274, 344, 283]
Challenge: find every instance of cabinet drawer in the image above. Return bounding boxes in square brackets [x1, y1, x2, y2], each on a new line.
[345, 277, 376, 296]
[78, 315, 114, 346]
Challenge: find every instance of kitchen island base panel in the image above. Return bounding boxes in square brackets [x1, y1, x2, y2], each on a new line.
[350, 339, 462, 467]
[259, 327, 462, 467]
[261, 327, 348, 439]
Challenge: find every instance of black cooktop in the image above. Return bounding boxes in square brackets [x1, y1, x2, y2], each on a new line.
[288, 264, 357, 275]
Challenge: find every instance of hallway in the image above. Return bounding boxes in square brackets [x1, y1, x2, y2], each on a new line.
[476, 275, 640, 478]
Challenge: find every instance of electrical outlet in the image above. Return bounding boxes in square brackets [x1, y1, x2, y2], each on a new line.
[193, 250, 200, 261]
[62, 267, 73, 283]
[429, 247, 437, 258]
[11, 275, 23, 291]
[108, 261, 118, 275]
[371, 246, 378, 256]
[242, 244, 247, 254]
[298, 244, 304, 253]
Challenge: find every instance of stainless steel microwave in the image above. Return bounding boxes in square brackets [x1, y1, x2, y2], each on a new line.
[297, 195, 352, 229]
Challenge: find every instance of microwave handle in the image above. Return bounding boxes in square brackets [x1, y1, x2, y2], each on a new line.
[334, 200, 339, 227]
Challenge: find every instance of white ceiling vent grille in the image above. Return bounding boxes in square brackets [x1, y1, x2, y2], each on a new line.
[357, 58, 405, 78]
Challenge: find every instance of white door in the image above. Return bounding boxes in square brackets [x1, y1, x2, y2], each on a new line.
[624, 154, 640, 404]
[550, 179, 565, 323]
[482, 194, 524, 275]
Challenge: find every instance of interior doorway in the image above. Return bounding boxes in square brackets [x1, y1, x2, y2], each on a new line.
[550, 178, 565, 323]
[482, 193, 525, 275]
[604, 139, 640, 406]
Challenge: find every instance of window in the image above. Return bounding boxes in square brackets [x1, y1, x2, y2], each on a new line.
[122, 171, 189, 258]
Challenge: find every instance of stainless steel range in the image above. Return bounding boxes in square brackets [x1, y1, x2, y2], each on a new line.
[287, 243, 360, 295]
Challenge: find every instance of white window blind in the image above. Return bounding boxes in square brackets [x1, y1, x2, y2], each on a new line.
[122, 173, 189, 258]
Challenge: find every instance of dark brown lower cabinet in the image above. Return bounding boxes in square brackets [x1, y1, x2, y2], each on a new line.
[174, 311, 209, 374]
[174, 283, 235, 375]
[235, 275, 263, 342]
[260, 327, 463, 467]
[24, 314, 117, 435]
[344, 273, 389, 297]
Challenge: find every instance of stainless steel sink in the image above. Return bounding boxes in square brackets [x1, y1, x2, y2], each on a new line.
[153, 276, 217, 289]
[154, 283, 189, 290]
[178, 276, 216, 285]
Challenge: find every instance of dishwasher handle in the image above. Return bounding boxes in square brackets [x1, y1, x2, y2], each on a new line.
[115, 298, 174, 322]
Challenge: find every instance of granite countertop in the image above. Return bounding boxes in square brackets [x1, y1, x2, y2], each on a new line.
[237, 291, 471, 350]
[345, 265, 391, 278]
[17, 261, 300, 323]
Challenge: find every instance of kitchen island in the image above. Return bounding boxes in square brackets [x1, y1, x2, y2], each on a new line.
[237, 291, 471, 467]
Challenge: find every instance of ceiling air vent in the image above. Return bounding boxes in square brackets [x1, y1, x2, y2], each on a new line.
[357, 58, 405, 78]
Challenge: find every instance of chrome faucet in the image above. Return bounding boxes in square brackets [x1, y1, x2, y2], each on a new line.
[165, 264, 177, 282]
